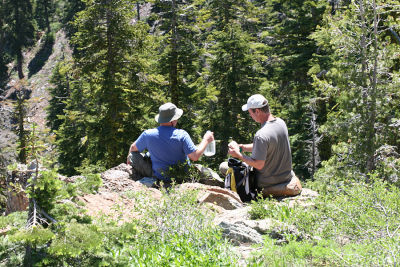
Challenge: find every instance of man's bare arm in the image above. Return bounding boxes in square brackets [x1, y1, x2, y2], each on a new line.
[228, 141, 265, 170]
[188, 131, 214, 161]
[127, 142, 139, 164]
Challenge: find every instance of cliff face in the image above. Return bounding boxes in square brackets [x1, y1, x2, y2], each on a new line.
[0, 102, 16, 171]
[0, 30, 72, 170]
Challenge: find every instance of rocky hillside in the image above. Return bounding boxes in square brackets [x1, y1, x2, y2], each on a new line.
[0, 30, 72, 169]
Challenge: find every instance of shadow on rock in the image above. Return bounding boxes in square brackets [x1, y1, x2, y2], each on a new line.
[28, 33, 54, 78]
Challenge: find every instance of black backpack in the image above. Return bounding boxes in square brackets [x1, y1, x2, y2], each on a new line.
[224, 158, 258, 202]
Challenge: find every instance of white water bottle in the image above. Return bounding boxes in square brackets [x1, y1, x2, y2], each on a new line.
[204, 131, 216, 157]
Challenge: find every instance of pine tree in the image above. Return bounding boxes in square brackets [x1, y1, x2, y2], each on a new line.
[0, 1, 11, 88]
[34, 0, 54, 32]
[149, 0, 202, 134]
[254, 0, 326, 178]
[199, 0, 265, 161]
[55, 77, 88, 175]
[62, 0, 85, 37]
[47, 60, 72, 132]
[311, 0, 400, 178]
[3, 0, 35, 79]
[14, 87, 29, 164]
[56, 0, 161, 170]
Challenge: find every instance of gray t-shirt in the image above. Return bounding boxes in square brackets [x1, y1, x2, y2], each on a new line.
[252, 118, 293, 187]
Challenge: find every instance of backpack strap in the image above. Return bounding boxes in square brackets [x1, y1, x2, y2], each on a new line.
[225, 168, 237, 192]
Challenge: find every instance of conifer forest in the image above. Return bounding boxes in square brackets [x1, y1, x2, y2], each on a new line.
[0, 0, 400, 266]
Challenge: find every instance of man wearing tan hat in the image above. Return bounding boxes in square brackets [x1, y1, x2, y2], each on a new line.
[127, 102, 214, 186]
[223, 94, 302, 197]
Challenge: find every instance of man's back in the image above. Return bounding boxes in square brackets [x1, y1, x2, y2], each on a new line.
[135, 126, 196, 180]
[252, 118, 293, 187]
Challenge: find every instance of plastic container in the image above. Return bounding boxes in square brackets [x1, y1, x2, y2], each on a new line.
[204, 131, 216, 157]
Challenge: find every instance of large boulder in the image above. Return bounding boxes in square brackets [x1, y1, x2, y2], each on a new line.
[78, 191, 141, 222]
[275, 188, 319, 208]
[178, 183, 243, 210]
[100, 165, 160, 197]
[194, 164, 225, 187]
[219, 220, 264, 245]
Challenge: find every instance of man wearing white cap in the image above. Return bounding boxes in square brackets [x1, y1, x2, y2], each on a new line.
[127, 102, 214, 186]
[225, 94, 302, 197]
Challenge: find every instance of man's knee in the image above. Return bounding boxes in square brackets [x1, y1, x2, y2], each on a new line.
[128, 151, 153, 178]
[219, 161, 229, 177]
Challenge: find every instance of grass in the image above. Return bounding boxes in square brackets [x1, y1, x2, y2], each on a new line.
[247, 177, 400, 266]
[0, 185, 238, 266]
[105, 186, 238, 266]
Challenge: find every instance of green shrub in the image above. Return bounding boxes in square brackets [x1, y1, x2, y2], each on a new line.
[48, 222, 103, 258]
[73, 173, 102, 195]
[162, 160, 202, 184]
[72, 161, 104, 195]
[0, 236, 25, 267]
[249, 195, 294, 221]
[0, 212, 27, 266]
[11, 226, 54, 246]
[1, 183, 237, 266]
[0, 211, 27, 229]
[373, 145, 400, 186]
[26, 170, 63, 212]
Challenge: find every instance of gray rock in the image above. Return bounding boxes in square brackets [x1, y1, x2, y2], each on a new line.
[101, 169, 131, 182]
[276, 188, 319, 208]
[213, 206, 251, 225]
[214, 205, 305, 245]
[218, 220, 264, 245]
[194, 164, 224, 187]
[242, 218, 278, 234]
[109, 163, 133, 176]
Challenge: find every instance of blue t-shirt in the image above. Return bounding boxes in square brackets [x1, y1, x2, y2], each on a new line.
[135, 126, 197, 180]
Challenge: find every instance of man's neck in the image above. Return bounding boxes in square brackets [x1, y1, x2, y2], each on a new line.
[160, 122, 175, 127]
[260, 113, 274, 124]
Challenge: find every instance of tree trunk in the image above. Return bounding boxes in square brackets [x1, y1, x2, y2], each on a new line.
[17, 90, 27, 163]
[366, 0, 378, 172]
[14, 0, 25, 79]
[5, 169, 30, 215]
[44, 0, 51, 32]
[169, 0, 179, 105]
[16, 48, 24, 79]
[137, 2, 140, 21]
[24, 244, 33, 267]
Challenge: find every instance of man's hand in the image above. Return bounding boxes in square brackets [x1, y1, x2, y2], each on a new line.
[203, 131, 214, 144]
[189, 131, 215, 161]
[228, 140, 265, 170]
[228, 141, 242, 159]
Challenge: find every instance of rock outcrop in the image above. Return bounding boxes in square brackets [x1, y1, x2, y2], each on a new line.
[4, 162, 319, 258]
[84, 163, 318, 247]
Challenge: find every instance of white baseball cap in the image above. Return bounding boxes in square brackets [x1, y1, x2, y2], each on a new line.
[242, 94, 268, 111]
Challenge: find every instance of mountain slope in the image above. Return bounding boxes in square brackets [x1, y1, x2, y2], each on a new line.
[0, 30, 72, 168]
